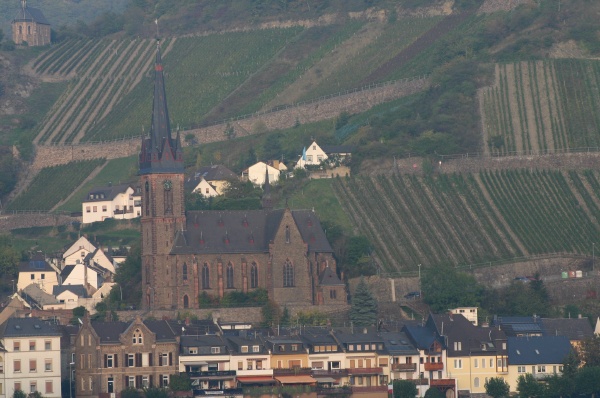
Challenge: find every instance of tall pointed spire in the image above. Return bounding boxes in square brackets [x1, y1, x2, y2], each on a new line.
[139, 40, 183, 174]
[262, 164, 273, 210]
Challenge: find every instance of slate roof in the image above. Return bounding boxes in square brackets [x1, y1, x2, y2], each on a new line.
[144, 320, 177, 342]
[61, 265, 75, 280]
[85, 184, 131, 203]
[53, 284, 88, 298]
[185, 165, 238, 191]
[319, 266, 344, 286]
[91, 321, 129, 344]
[22, 284, 59, 306]
[403, 324, 442, 350]
[172, 209, 332, 255]
[492, 315, 543, 337]
[167, 319, 219, 336]
[0, 317, 60, 337]
[18, 254, 54, 273]
[181, 334, 227, 350]
[541, 317, 594, 341]
[13, 5, 50, 25]
[508, 336, 572, 365]
[380, 332, 418, 355]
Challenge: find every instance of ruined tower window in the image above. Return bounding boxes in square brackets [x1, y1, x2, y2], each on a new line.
[182, 263, 188, 281]
[226, 263, 234, 289]
[283, 260, 294, 287]
[250, 262, 258, 289]
[202, 263, 210, 289]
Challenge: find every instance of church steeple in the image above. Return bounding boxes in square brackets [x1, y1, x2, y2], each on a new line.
[262, 164, 273, 210]
[139, 40, 183, 175]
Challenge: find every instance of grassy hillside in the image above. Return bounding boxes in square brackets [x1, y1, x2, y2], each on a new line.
[333, 170, 600, 272]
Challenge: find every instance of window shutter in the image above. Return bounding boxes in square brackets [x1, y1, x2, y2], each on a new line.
[158, 375, 162, 387]
[148, 353, 153, 366]
[149, 375, 153, 388]
[136, 353, 142, 367]
[114, 354, 118, 368]
[123, 377, 127, 389]
[158, 354, 162, 366]
[169, 353, 172, 366]
[104, 355, 107, 368]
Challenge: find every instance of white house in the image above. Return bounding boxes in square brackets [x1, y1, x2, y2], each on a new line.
[185, 165, 238, 198]
[0, 318, 62, 398]
[82, 184, 141, 224]
[242, 161, 281, 185]
[52, 285, 88, 310]
[296, 141, 328, 168]
[16, 254, 59, 295]
[60, 262, 108, 291]
[63, 237, 116, 274]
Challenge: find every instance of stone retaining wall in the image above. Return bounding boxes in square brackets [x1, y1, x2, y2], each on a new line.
[30, 78, 429, 171]
[0, 213, 79, 231]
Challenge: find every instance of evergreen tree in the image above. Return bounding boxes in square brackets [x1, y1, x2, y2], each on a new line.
[349, 278, 377, 326]
[393, 379, 417, 398]
[485, 377, 510, 398]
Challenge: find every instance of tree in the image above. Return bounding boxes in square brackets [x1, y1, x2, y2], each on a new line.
[120, 387, 141, 398]
[169, 373, 192, 391]
[144, 388, 168, 398]
[422, 264, 483, 312]
[349, 278, 377, 326]
[424, 387, 444, 398]
[516, 374, 545, 398]
[112, 241, 142, 306]
[13, 390, 26, 398]
[261, 300, 281, 327]
[574, 366, 600, 396]
[0, 241, 19, 277]
[485, 377, 510, 398]
[393, 379, 417, 398]
[580, 335, 600, 367]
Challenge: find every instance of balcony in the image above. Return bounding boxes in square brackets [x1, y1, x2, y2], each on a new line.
[347, 367, 383, 375]
[392, 363, 417, 372]
[273, 367, 312, 376]
[410, 378, 429, 386]
[316, 386, 352, 396]
[424, 362, 444, 371]
[193, 388, 243, 396]
[236, 368, 273, 377]
[351, 386, 388, 393]
[312, 369, 348, 378]
[430, 379, 455, 388]
[187, 370, 236, 378]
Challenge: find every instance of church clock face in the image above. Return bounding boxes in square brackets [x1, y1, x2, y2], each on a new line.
[163, 180, 172, 191]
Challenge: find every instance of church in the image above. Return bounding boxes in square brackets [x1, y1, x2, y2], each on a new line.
[11, 0, 51, 47]
[139, 42, 346, 310]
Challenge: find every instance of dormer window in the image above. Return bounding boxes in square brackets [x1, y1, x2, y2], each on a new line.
[211, 347, 221, 354]
[252, 345, 260, 353]
[241, 346, 248, 353]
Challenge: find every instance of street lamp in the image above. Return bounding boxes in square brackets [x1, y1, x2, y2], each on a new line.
[69, 361, 75, 398]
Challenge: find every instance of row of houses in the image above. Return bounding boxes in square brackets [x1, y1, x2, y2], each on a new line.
[0, 311, 594, 398]
[81, 141, 352, 224]
[9, 237, 124, 317]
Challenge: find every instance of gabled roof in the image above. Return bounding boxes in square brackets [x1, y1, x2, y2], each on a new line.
[181, 334, 227, 349]
[18, 253, 54, 273]
[403, 324, 442, 350]
[508, 336, 572, 365]
[380, 332, 419, 355]
[0, 317, 60, 337]
[12, 4, 50, 25]
[321, 145, 355, 154]
[144, 320, 177, 342]
[53, 285, 88, 298]
[172, 209, 332, 255]
[319, 267, 344, 286]
[91, 321, 129, 344]
[541, 317, 594, 341]
[22, 284, 59, 306]
[85, 184, 131, 203]
[61, 265, 76, 279]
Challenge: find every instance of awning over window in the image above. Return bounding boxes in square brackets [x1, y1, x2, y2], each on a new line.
[314, 377, 337, 383]
[236, 376, 276, 384]
[275, 375, 317, 385]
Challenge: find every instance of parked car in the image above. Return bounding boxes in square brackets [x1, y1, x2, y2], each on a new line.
[514, 276, 530, 283]
[404, 291, 421, 299]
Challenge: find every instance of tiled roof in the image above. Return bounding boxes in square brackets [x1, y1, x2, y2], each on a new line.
[380, 332, 418, 355]
[144, 320, 177, 342]
[61, 265, 76, 279]
[172, 209, 332, 255]
[13, 6, 50, 25]
[508, 336, 572, 365]
[1, 317, 60, 337]
[22, 284, 59, 306]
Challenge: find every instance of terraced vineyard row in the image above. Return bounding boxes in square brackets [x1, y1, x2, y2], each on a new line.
[481, 59, 600, 155]
[32, 38, 160, 145]
[6, 159, 106, 211]
[333, 170, 600, 272]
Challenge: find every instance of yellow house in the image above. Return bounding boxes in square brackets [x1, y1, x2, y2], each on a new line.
[506, 336, 572, 391]
[17, 253, 59, 295]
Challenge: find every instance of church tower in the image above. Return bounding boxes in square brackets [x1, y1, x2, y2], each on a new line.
[139, 41, 185, 310]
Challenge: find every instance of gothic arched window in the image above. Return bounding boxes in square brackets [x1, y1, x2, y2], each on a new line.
[132, 329, 143, 345]
[202, 263, 210, 289]
[182, 263, 188, 281]
[250, 262, 258, 289]
[283, 260, 294, 287]
[226, 262, 234, 289]
[285, 226, 290, 243]
[183, 295, 189, 309]
[164, 180, 173, 215]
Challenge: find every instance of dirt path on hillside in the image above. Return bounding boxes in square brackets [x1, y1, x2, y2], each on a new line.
[60, 40, 138, 144]
[472, 173, 529, 256]
[49, 160, 108, 212]
[263, 21, 385, 109]
[34, 41, 115, 145]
